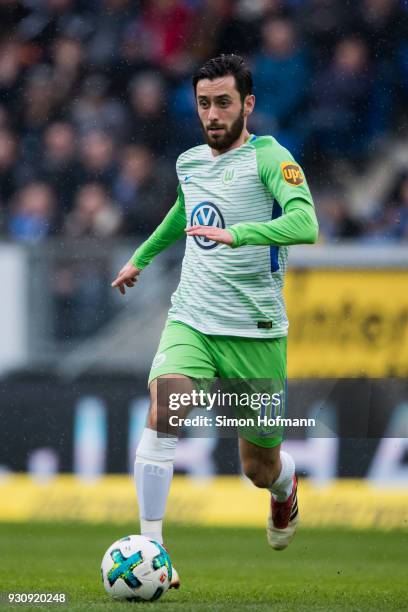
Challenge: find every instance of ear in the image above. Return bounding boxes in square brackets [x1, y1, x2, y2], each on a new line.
[244, 94, 255, 117]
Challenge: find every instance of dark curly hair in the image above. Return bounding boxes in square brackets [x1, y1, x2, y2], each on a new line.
[192, 54, 253, 102]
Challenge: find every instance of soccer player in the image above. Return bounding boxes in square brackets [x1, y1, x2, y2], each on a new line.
[112, 55, 318, 585]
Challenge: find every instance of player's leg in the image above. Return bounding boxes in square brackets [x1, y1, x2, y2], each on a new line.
[211, 334, 298, 549]
[135, 373, 195, 590]
[135, 373, 193, 545]
[239, 438, 298, 550]
[134, 319, 217, 582]
[239, 438, 283, 489]
[135, 372, 200, 544]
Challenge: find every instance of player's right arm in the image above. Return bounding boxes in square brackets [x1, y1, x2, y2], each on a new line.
[111, 185, 186, 295]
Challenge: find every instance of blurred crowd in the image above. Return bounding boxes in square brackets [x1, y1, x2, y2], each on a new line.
[1, 0, 408, 244]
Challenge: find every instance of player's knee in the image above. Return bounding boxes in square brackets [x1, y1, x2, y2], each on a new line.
[243, 459, 273, 489]
[251, 473, 273, 489]
[135, 427, 177, 467]
[147, 374, 188, 430]
[243, 459, 277, 489]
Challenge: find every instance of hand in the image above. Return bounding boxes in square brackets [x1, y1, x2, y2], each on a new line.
[185, 225, 233, 245]
[111, 261, 141, 295]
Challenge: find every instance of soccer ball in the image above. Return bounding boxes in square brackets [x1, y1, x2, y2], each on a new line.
[101, 535, 173, 601]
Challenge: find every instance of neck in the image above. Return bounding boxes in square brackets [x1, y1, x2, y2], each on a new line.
[211, 129, 251, 157]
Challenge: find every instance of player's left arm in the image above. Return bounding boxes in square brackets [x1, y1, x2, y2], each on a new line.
[186, 137, 318, 247]
[227, 197, 318, 248]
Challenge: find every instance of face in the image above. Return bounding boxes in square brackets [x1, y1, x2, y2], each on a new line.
[196, 75, 254, 152]
[19, 184, 54, 217]
[335, 40, 367, 73]
[263, 19, 295, 57]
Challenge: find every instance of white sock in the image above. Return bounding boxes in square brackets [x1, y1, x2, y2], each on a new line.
[140, 518, 164, 545]
[268, 451, 295, 502]
[134, 428, 177, 545]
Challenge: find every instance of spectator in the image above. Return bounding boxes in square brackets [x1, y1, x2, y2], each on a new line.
[0, 105, 11, 131]
[0, 0, 406, 245]
[110, 24, 154, 97]
[367, 172, 408, 241]
[354, 0, 405, 137]
[214, 0, 261, 57]
[78, 130, 118, 188]
[8, 182, 56, 243]
[64, 183, 121, 238]
[113, 144, 176, 234]
[87, 0, 136, 69]
[0, 1, 29, 40]
[237, 0, 283, 20]
[316, 191, 363, 241]
[137, 0, 193, 71]
[39, 122, 82, 218]
[19, 0, 90, 49]
[298, 0, 356, 65]
[51, 35, 84, 106]
[71, 74, 128, 138]
[128, 72, 169, 154]
[355, 0, 408, 62]
[168, 75, 202, 152]
[19, 65, 58, 167]
[186, 0, 233, 65]
[308, 37, 372, 160]
[0, 129, 19, 207]
[0, 39, 24, 113]
[388, 173, 408, 240]
[252, 17, 309, 153]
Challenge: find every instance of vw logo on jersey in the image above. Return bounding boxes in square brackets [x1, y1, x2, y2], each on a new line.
[190, 201, 225, 250]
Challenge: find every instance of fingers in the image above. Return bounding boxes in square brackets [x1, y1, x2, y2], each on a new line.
[115, 263, 140, 280]
[185, 226, 233, 245]
[111, 273, 138, 293]
[112, 275, 137, 286]
[115, 281, 132, 295]
[186, 226, 212, 237]
[186, 227, 219, 239]
[185, 225, 204, 234]
[111, 277, 124, 288]
[186, 225, 219, 236]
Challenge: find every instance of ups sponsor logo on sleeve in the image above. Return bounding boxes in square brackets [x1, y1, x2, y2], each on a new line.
[280, 162, 304, 186]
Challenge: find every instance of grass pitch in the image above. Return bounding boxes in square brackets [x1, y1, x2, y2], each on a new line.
[1, 522, 407, 611]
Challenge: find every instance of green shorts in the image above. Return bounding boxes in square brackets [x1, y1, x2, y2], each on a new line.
[149, 319, 287, 448]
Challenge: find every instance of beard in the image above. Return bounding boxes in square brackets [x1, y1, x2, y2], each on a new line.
[201, 107, 245, 152]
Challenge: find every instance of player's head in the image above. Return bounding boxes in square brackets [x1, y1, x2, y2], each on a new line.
[192, 54, 255, 152]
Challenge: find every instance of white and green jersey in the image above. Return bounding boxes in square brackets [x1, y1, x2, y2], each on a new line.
[131, 135, 318, 338]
